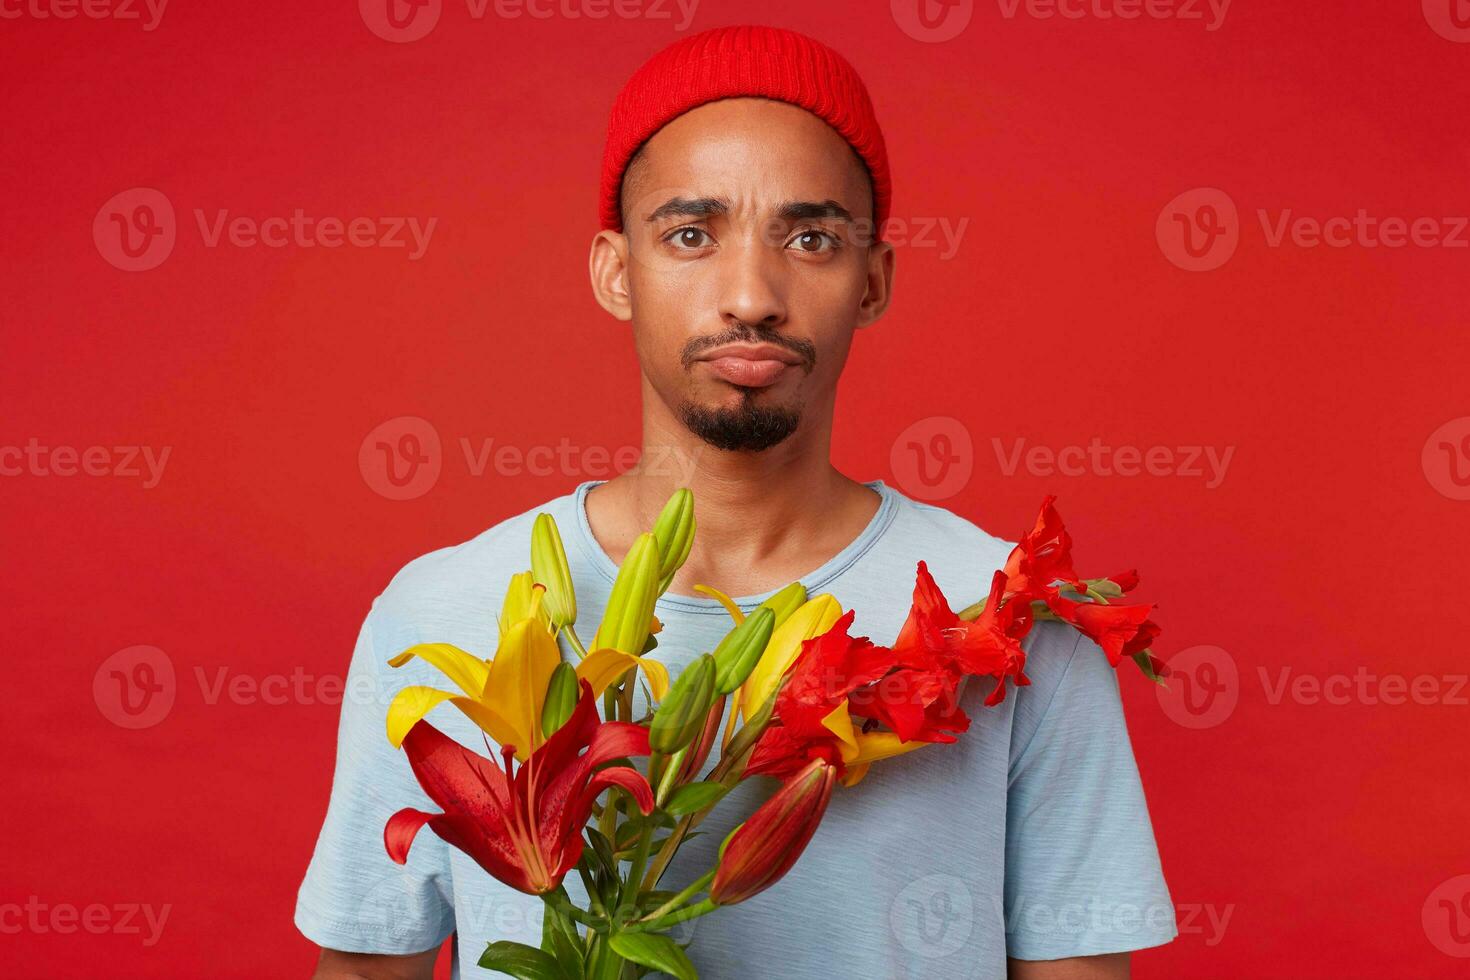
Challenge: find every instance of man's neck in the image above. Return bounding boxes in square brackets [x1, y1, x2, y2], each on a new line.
[583, 394, 881, 599]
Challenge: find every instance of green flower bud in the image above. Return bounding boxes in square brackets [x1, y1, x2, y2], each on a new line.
[649, 654, 716, 754]
[652, 488, 695, 595]
[758, 581, 808, 628]
[531, 513, 576, 628]
[592, 533, 662, 656]
[540, 662, 579, 738]
[711, 606, 775, 695]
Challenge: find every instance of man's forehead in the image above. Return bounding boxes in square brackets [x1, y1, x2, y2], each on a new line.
[624, 98, 872, 220]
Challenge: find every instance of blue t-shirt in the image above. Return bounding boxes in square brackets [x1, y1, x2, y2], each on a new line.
[295, 479, 1176, 978]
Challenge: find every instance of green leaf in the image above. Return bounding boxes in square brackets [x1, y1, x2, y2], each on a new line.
[585, 828, 618, 877]
[663, 781, 728, 817]
[478, 940, 567, 980]
[608, 932, 698, 980]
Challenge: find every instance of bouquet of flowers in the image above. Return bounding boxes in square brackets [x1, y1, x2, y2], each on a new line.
[381, 490, 1164, 979]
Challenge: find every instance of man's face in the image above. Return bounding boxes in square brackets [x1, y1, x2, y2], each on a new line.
[607, 97, 891, 452]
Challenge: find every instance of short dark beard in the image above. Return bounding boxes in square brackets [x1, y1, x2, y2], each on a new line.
[679, 394, 801, 452]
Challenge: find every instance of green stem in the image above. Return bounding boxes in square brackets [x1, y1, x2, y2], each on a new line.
[638, 869, 715, 924]
[564, 625, 590, 659]
[627, 898, 717, 933]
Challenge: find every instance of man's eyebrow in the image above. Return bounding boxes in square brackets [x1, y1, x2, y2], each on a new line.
[777, 200, 854, 223]
[645, 197, 729, 222]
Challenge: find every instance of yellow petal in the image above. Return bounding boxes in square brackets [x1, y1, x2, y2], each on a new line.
[576, 648, 670, 702]
[387, 643, 490, 699]
[386, 685, 518, 750]
[694, 584, 745, 625]
[820, 700, 858, 753]
[741, 594, 842, 720]
[576, 648, 638, 698]
[840, 730, 931, 768]
[638, 656, 670, 702]
[485, 618, 561, 753]
[840, 763, 872, 788]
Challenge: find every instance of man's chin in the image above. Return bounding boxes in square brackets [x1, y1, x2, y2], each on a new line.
[677, 398, 802, 452]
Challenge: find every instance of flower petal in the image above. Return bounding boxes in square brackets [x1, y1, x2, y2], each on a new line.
[387, 643, 489, 698]
[384, 807, 437, 864]
[386, 685, 519, 750]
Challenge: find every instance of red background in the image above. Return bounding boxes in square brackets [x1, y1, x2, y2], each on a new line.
[4, 1, 1469, 977]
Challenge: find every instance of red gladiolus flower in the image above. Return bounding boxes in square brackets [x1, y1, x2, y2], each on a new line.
[1002, 495, 1084, 600]
[384, 679, 653, 895]
[711, 758, 837, 905]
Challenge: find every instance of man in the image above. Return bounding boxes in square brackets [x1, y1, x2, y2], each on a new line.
[298, 24, 1175, 980]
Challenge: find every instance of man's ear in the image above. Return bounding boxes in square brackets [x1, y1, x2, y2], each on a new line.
[588, 230, 633, 322]
[855, 238, 896, 330]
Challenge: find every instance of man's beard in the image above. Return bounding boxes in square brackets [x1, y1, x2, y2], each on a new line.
[678, 392, 801, 452]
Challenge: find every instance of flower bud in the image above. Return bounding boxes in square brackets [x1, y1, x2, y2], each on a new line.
[677, 693, 726, 782]
[531, 513, 576, 628]
[592, 532, 663, 656]
[710, 758, 836, 905]
[711, 606, 775, 694]
[541, 662, 579, 738]
[652, 488, 695, 595]
[758, 581, 808, 628]
[650, 654, 716, 754]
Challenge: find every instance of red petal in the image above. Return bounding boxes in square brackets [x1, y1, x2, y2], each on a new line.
[384, 808, 436, 865]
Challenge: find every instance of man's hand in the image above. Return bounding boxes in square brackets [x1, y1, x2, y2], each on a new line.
[1009, 953, 1130, 980]
[310, 946, 440, 980]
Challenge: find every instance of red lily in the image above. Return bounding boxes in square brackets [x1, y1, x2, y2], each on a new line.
[384, 679, 653, 895]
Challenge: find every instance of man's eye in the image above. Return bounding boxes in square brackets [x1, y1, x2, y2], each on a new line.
[787, 230, 840, 253]
[665, 226, 714, 249]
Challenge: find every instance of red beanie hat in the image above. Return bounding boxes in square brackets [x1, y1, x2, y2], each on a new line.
[599, 25, 891, 236]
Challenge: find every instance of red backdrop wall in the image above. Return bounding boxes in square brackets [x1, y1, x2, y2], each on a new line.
[5, 2, 1469, 977]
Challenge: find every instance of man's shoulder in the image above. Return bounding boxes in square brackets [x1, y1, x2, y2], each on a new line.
[369, 485, 582, 625]
[877, 482, 1017, 582]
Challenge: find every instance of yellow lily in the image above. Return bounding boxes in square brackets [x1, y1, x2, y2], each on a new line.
[740, 594, 842, 720]
[498, 571, 550, 640]
[387, 606, 561, 761]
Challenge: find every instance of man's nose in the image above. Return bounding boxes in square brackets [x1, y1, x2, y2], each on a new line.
[716, 238, 788, 329]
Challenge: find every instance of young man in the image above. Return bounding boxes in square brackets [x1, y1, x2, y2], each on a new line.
[298, 25, 1174, 980]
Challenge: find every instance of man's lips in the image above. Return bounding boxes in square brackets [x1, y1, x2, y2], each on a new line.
[696, 343, 804, 388]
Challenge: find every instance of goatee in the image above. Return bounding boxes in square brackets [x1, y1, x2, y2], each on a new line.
[679, 395, 801, 452]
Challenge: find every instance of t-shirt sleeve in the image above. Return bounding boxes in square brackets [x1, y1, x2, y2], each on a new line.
[1003, 625, 1177, 960]
[293, 604, 456, 954]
